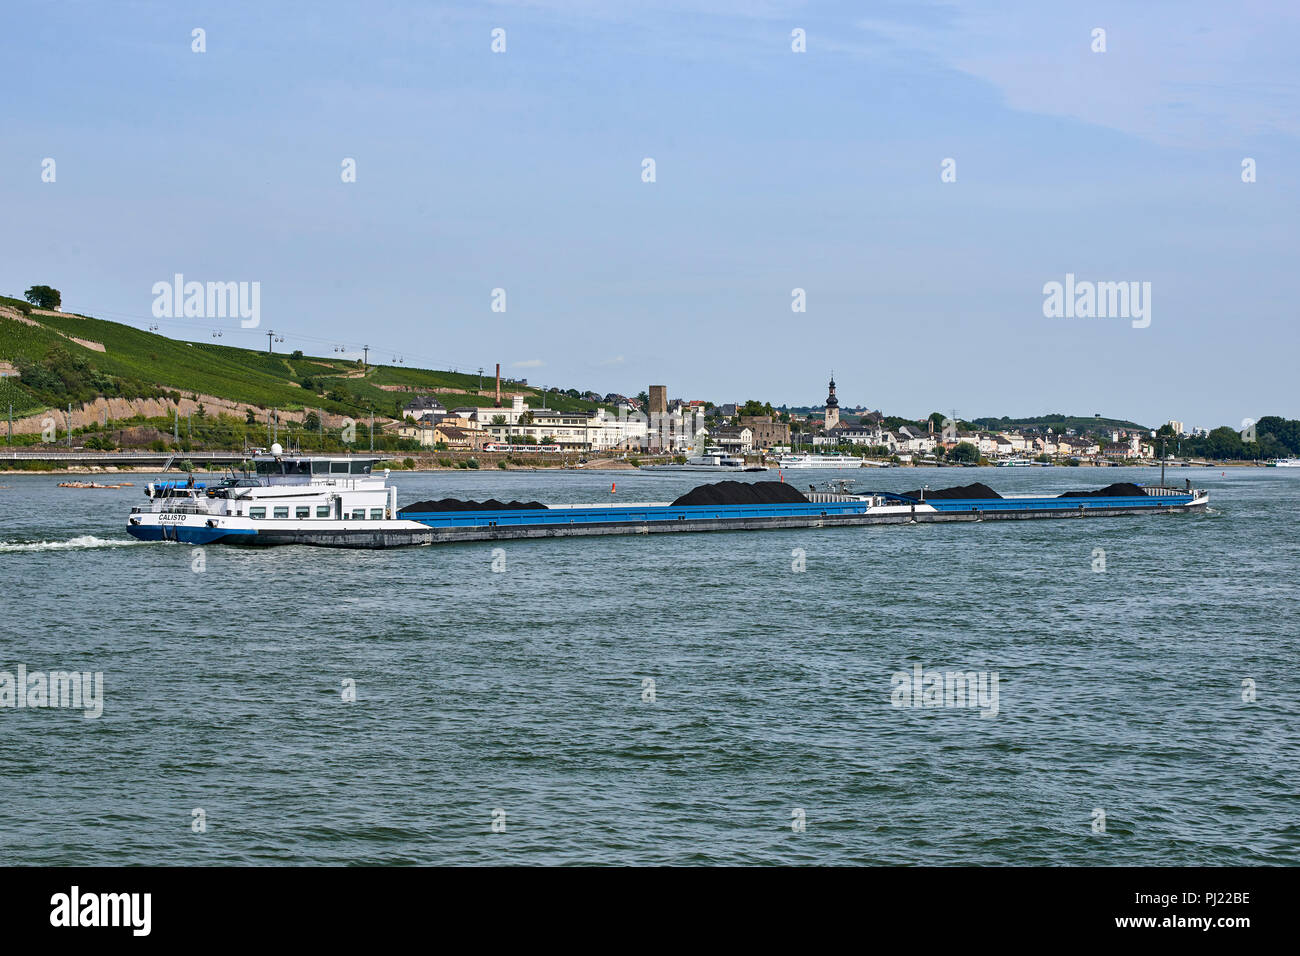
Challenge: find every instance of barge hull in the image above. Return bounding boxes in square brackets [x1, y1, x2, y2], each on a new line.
[412, 499, 1206, 543]
[125, 515, 435, 548]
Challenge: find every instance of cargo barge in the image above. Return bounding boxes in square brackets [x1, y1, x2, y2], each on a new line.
[397, 480, 1208, 544]
[125, 450, 1208, 548]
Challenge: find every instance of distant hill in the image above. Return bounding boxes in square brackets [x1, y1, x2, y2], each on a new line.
[0, 295, 606, 421]
[968, 414, 1148, 434]
[776, 405, 1146, 435]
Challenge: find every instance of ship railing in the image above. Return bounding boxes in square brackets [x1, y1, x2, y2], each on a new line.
[159, 497, 210, 514]
[1142, 486, 1191, 497]
[806, 492, 872, 503]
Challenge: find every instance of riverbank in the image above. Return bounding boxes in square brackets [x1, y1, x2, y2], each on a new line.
[0, 457, 1271, 475]
[0, 455, 649, 475]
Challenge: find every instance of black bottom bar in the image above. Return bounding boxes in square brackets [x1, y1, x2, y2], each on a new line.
[0, 865, 1273, 942]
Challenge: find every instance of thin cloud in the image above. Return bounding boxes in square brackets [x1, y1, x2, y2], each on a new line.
[852, 1, 1300, 148]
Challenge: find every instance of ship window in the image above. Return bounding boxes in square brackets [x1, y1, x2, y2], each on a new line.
[351, 461, 371, 475]
[351, 509, 365, 520]
[330, 461, 349, 475]
[249, 507, 266, 519]
[296, 507, 310, 518]
[316, 506, 330, 517]
[370, 509, 384, 520]
[274, 507, 289, 519]
[312, 460, 330, 474]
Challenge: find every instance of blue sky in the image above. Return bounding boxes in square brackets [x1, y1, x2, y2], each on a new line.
[2, 0, 1297, 428]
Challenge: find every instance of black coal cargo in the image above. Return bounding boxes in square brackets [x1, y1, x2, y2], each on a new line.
[671, 481, 810, 507]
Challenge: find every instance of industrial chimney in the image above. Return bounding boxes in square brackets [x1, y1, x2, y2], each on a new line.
[495, 363, 502, 407]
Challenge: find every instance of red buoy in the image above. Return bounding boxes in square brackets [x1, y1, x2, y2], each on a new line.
[611, 481, 616, 493]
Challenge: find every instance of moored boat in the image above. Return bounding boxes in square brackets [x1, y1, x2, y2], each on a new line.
[639, 447, 767, 473]
[777, 453, 862, 469]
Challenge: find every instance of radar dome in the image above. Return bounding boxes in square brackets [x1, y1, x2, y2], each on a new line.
[270, 442, 283, 456]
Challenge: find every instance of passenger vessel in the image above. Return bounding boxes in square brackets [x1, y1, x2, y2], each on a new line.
[777, 453, 862, 469]
[1268, 458, 1300, 467]
[639, 447, 768, 472]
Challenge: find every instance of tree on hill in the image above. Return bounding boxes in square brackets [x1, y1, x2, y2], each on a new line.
[739, 399, 775, 417]
[947, 442, 979, 463]
[1256, 416, 1300, 455]
[881, 415, 918, 431]
[24, 285, 61, 309]
[1202, 426, 1244, 460]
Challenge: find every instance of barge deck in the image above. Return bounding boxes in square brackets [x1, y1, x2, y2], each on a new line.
[399, 488, 1208, 544]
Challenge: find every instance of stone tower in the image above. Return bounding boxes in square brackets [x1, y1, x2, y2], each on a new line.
[648, 385, 667, 416]
[824, 373, 840, 432]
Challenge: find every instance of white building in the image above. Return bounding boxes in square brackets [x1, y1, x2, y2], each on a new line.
[473, 395, 532, 427]
[403, 396, 445, 420]
[477, 402, 694, 452]
[711, 427, 754, 453]
[896, 426, 936, 455]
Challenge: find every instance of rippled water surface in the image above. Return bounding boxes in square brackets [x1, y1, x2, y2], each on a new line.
[1, 465, 1297, 864]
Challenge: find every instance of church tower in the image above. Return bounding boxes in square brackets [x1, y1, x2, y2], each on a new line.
[824, 373, 840, 432]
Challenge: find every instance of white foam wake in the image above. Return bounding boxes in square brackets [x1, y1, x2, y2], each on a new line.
[0, 536, 146, 553]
